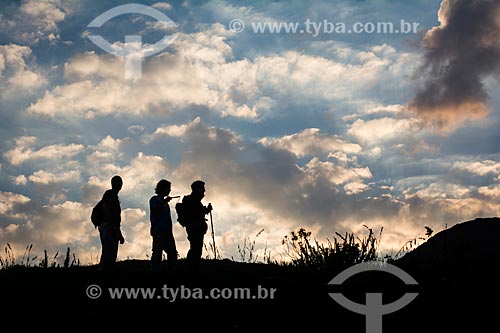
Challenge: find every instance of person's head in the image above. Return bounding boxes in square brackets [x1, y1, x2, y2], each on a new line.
[191, 180, 206, 199]
[155, 179, 171, 196]
[111, 175, 123, 193]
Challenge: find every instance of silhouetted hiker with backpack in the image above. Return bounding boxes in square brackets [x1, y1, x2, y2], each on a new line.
[98, 175, 125, 271]
[178, 180, 212, 270]
[149, 179, 178, 271]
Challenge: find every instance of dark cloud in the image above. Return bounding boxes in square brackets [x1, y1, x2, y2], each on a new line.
[168, 120, 404, 232]
[409, 0, 500, 128]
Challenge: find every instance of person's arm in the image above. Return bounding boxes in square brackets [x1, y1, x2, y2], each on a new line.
[102, 200, 112, 223]
[102, 191, 121, 224]
[150, 197, 161, 218]
[102, 198, 125, 243]
[114, 201, 124, 243]
[204, 203, 213, 215]
[116, 198, 124, 243]
[118, 229, 125, 244]
[151, 196, 172, 217]
[111, 200, 121, 225]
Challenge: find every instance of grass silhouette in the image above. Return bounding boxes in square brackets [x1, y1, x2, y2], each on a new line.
[0, 224, 454, 271]
[235, 228, 270, 263]
[280, 225, 380, 271]
[1, 244, 79, 269]
[0, 224, 381, 271]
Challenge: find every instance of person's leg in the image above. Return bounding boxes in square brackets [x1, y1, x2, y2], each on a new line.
[186, 229, 196, 263]
[109, 225, 119, 263]
[164, 230, 177, 269]
[187, 229, 204, 269]
[193, 233, 204, 264]
[99, 225, 118, 270]
[151, 234, 164, 271]
[110, 239, 118, 262]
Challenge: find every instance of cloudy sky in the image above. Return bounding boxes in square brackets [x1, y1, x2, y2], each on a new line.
[1, 0, 499, 265]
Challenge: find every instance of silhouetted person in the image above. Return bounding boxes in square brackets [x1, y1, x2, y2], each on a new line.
[150, 179, 178, 271]
[99, 175, 125, 271]
[182, 180, 212, 270]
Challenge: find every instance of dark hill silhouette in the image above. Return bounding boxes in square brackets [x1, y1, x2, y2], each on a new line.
[395, 217, 500, 286]
[1, 217, 499, 331]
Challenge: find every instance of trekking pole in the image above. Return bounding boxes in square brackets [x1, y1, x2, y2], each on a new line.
[209, 207, 216, 259]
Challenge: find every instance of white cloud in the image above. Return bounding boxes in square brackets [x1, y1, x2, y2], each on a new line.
[368, 147, 382, 157]
[87, 152, 170, 204]
[344, 181, 369, 195]
[365, 104, 405, 115]
[0, 44, 46, 95]
[348, 117, 420, 144]
[0, 200, 97, 264]
[86, 136, 129, 164]
[259, 128, 362, 157]
[0, 192, 31, 216]
[253, 51, 380, 102]
[26, 23, 418, 122]
[453, 160, 500, 176]
[3, 136, 84, 166]
[203, 0, 278, 25]
[20, 0, 65, 30]
[63, 52, 123, 81]
[28, 170, 81, 185]
[404, 182, 471, 200]
[407, 196, 499, 225]
[95, 135, 126, 152]
[27, 80, 142, 118]
[151, 2, 173, 11]
[300, 157, 372, 186]
[175, 23, 234, 64]
[118, 208, 152, 261]
[152, 117, 201, 138]
[27, 54, 217, 118]
[1, 0, 70, 44]
[3, 136, 35, 165]
[478, 184, 500, 199]
[12, 175, 28, 186]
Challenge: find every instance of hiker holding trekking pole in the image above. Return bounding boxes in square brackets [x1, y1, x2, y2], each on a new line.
[178, 180, 213, 271]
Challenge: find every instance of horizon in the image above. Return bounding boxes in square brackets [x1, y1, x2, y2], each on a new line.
[1, 0, 500, 265]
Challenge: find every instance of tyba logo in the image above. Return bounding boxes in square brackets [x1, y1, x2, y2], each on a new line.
[329, 262, 418, 333]
[87, 3, 177, 80]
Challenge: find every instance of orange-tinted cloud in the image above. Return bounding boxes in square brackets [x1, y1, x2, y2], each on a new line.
[409, 0, 500, 130]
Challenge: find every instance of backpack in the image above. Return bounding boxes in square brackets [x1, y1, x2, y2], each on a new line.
[91, 200, 105, 228]
[175, 201, 188, 227]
